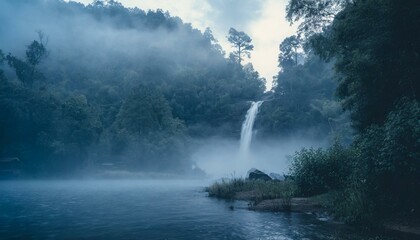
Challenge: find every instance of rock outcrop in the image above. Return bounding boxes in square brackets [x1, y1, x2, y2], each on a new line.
[247, 168, 272, 181]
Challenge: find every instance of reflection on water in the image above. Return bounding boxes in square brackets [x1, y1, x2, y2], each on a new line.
[0, 180, 386, 239]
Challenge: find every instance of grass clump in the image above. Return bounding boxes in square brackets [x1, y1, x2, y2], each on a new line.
[206, 177, 296, 210]
[206, 177, 246, 199]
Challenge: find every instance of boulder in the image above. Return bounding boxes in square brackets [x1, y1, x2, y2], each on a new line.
[247, 168, 272, 181]
[269, 173, 285, 181]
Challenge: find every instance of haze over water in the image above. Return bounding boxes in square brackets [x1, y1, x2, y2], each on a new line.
[0, 180, 381, 240]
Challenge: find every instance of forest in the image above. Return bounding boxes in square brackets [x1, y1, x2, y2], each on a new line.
[0, 0, 419, 228]
[0, 0, 267, 175]
[283, 0, 420, 224]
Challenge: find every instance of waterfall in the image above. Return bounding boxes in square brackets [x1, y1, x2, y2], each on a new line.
[239, 101, 263, 155]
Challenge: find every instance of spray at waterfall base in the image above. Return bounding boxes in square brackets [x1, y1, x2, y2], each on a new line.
[193, 101, 327, 178]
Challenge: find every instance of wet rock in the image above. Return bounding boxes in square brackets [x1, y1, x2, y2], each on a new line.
[247, 168, 272, 181]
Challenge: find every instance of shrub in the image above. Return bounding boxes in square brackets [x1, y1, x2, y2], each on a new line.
[352, 98, 420, 219]
[290, 141, 353, 197]
[206, 178, 245, 199]
[291, 99, 420, 223]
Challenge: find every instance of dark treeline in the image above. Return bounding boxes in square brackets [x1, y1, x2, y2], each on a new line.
[257, 44, 352, 142]
[283, 0, 419, 225]
[0, 0, 265, 175]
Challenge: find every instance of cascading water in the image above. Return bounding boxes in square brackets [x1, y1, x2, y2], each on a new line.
[239, 101, 263, 155]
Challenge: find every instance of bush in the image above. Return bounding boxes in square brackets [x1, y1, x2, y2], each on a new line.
[352, 98, 420, 219]
[290, 141, 353, 197]
[206, 178, 246, 199]
[291, 99, 420, 223]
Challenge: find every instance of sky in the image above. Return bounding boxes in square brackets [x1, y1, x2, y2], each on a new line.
[73, 0, 297, 89]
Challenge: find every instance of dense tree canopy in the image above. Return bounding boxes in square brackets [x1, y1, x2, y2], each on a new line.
[290, 0, 420, 131]
[256, 35, 350, 142]
[287, 0, 420, 223]
[286, 0, 349, 37]
[0, 0, 265, 175]
[278, 35, 303, 69]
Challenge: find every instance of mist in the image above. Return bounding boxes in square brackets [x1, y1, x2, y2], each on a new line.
[193, 136, 327, 178]
[0, 1, 216, 63]
[0, 0, 264, 176]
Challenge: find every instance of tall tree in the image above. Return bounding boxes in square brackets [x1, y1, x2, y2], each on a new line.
[286, 0, 420, 220]
[26, 31, 48, 68]
[286, 0, 349, 38]
[278, 35, 303, 70]
[6, 31, 48, 86]
[287, 0, 420, 131]
[203, 27, 225, 56]
[227, 28, 254, 65]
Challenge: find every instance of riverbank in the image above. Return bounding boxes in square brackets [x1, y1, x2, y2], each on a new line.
[206, 178, 420, 239]
[206, 178, 327, 214]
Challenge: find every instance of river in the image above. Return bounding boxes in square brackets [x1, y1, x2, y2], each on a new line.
[0, 179, 391, 239]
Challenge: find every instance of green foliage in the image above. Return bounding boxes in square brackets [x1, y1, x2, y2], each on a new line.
[0, 0, 266, 175]
[106, 85, 188, 170]
[309, 0, 420, 132]
[26, 34, 48, 66]
[5, 32, 48, 86]
[286, 0, 348, 37]
[257, 54, 350, 140]
[6, 54, 35, 85]
[0, 78, 102, 174]
[203, 27, 225, 56]
[291, 99, 419, 222]
[330, 183, 374, 224]
[353, 98, 420, 218]
[291, 141, 353, 196]
[207, 177, 246, 199]
[290, 142, 374, 223]
[61, 95, 102, 148]
[6, 42, 47, 87]
[286, 0, 420, 224]
[278, 35, 303, 69]
[116, 86, 180, 135]
[227, 28, 254, 65]
[207, 177, 297, 203]
[163, 65, 265, 137]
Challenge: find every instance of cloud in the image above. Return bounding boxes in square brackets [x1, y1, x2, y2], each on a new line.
[249, 0, 297, 89]
[0, 0, 225, 87]
[204, 0, 264, 31]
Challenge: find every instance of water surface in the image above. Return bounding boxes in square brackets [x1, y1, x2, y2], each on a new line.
[0, 180, 386, 239]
